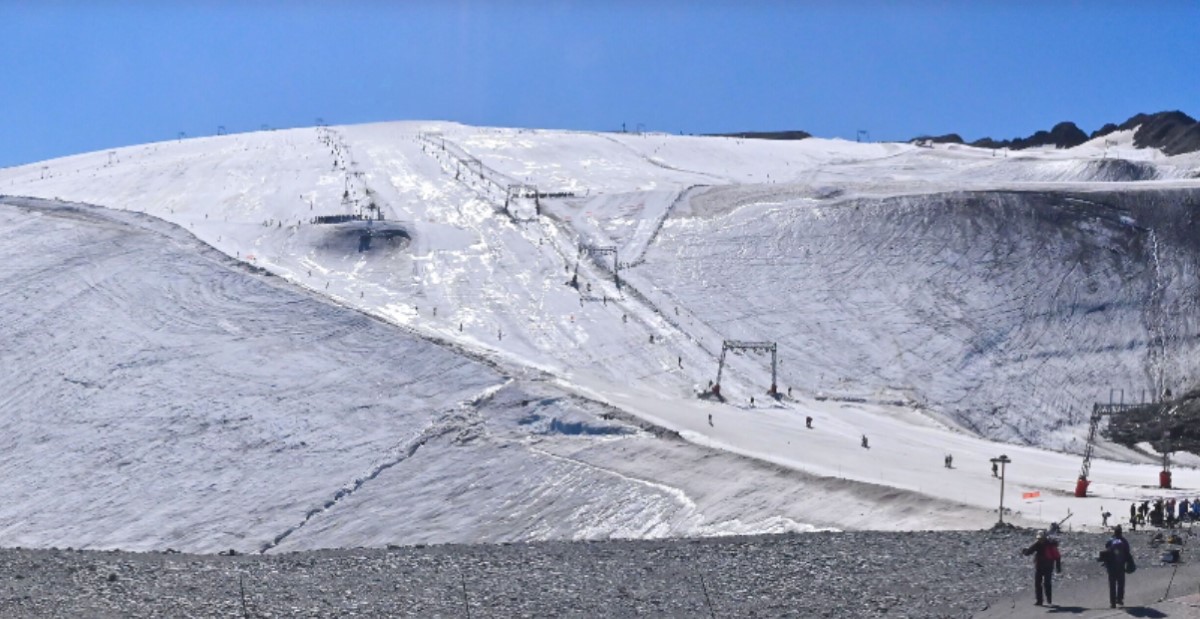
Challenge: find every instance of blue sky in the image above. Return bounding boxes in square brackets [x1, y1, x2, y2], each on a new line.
[1, 1, 1197, 168]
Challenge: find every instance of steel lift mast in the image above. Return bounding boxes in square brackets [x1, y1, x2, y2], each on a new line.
[1076, 389, 1164, 497]
[712, 340, 777, 398]
[504, 184, 541, 218]
[573, 244, 620, 289]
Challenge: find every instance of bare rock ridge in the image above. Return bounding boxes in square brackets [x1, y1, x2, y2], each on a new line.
[1095, 110, 1200, 156]
[970, 121, 1090, 150]
[707, 130, 812, 140]
[914, 122, 1090, 150]
[921, 111, 1200, 154]
[722, 110, 1200, 155]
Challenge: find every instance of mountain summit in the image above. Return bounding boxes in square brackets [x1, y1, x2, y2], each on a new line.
[913, 110, 1200, 155]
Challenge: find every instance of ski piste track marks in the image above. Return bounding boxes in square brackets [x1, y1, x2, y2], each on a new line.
[5, 125, 1200, 548]
[4, 193, 705, 391]
[0, 195, 793, 549]
[0, 196, 524, 382]
[2, 193, 980, 546]
[592, 132, 732, 185]
[622, 184, 702, 269]
[398, 134, 783, 397]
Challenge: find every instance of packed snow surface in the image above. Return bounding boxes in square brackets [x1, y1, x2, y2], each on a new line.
[2, 122, 1200, 552]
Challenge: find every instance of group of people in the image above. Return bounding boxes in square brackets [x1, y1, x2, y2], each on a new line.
[1129, 497, 1200, 529]
[1023, 526, 1135, 609]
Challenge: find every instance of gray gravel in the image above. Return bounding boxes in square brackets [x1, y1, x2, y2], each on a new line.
[0, 528, 1166, 618]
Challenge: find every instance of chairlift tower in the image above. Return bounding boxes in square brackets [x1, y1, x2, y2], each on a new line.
[1076, 388, 1158, 497]
[419, 131, 446, 151]
[457, 157, 484, 181]
[504, 184, 541, 218]
[711, 340, 778, 398]
[574, 243, 620, 288]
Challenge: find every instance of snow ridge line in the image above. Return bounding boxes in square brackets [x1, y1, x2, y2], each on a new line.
[590, 133, 731, 184]
[256, 421, 448, 554]
[524, 443, 700, 514]
[257, 384, 506, 554]
[623, 185, 702, 268]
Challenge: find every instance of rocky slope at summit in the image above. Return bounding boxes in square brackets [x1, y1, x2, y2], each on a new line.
[913, 110, 1200, 155]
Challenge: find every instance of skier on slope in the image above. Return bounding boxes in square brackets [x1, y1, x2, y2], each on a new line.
[1022, 530, 1062, 607]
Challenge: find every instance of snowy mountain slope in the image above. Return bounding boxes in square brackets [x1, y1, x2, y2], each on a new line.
[3, 121, 1200, 550]
[636, 186, 1200, 447]
[0, 198, 1002, 553]
[0, 198, 498, 551]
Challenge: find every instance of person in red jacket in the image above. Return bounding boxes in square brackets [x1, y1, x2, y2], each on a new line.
[1022, 530, 1062, 606]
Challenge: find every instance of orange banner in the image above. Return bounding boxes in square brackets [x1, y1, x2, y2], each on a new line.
[1022, 491, 1041, 500]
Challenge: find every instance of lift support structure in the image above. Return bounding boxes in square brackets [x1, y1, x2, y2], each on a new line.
[573, 244, 620, 289]
[712, 340, 777, 398]
[1076, 389, 1160, 496]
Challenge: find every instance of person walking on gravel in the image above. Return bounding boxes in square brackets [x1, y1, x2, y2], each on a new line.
[1100, 525, 1135, 608]
[1022, 530, 1061, 606]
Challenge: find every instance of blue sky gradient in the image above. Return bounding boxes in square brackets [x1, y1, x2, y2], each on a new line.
[2, 1, 1197, 167]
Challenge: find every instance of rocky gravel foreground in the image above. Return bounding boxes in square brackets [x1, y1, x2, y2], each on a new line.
[0, 529, 1160, 618]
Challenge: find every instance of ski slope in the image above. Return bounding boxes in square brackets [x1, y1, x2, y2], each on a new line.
[2, 122, 1200, 552]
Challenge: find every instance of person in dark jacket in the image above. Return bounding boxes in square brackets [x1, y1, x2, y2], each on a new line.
[1022, 530, 1061, 606]
[1101, 525, 1135, 608]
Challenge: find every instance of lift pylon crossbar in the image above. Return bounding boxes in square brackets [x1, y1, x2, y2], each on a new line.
[504, 184, 541, 219]
[456, 157, 484, 179]
[713, 340, 778, 398]
[574, 244, 621, 288]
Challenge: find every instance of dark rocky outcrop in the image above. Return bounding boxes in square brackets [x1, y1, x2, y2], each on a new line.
[723, 111, 1200, 155]
[709, 130, 812, 141]
[1116, 111, 1200, 156]
[1090, 123, 1121, 140]
[971, 121, 1089, 151]
[909, 133, 964, 145]
[907, 110, 1200, 156]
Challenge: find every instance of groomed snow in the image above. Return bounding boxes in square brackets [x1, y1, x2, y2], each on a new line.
[2, 122, 1200, 551]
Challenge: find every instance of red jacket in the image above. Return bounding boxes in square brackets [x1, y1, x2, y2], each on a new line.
[1023, 538, 1061, 571]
